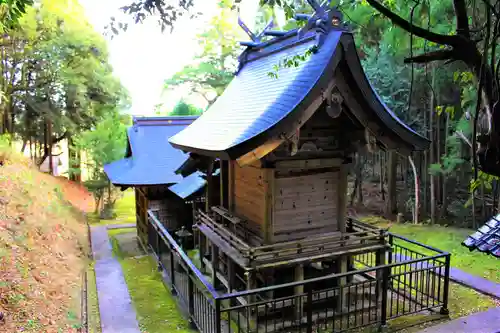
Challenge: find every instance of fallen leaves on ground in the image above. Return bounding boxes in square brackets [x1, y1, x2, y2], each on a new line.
[0, 149, 91, 332]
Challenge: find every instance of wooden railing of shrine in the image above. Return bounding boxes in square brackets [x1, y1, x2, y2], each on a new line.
[147, 211, 451, 333]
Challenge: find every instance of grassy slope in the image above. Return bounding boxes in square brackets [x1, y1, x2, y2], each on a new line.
[0, 148, 88, 332]
[108, 194, 193, 333]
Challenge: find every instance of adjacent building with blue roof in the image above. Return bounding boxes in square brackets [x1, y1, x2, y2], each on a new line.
[103, 116, 210, 247]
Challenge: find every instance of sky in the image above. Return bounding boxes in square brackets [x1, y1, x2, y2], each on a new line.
[79, 0, 260, 116]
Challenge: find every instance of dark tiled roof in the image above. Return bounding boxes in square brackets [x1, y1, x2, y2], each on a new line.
[168, 172, 206, 200]
[103, 116, 199, 186]
[169, 12, 429, 159]
[463, 216, 500, 258]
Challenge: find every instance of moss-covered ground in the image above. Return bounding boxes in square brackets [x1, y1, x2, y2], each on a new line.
[87, 265, 101, 333]
[106, 193, 194, 333]
[88, 189, 136, 226]
[361, 216, 500, 283]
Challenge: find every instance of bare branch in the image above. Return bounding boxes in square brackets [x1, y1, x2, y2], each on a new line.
[403, 50, 455, 63]
[453, 0, 471, 37]
[365, 0, 459, 46]
[456, 130, 473, 148]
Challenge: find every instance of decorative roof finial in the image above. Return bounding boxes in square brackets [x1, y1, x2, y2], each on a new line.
[306, 0, 326, 16]
[238, 17, 258, 42]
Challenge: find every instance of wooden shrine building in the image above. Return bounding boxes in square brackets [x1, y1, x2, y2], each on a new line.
[162, 0, 447, 329]
[104, 116, 211, 247]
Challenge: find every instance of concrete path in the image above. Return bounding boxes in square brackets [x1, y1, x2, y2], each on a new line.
[91, 225, 141, 333]
[394, 253, 500, 299]
[418, 307, 500, 333]
[106, 223, 136, 230]
[449, 267, 500, 300]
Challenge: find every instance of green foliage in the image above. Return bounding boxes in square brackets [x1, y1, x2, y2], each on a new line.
[0, 0, 33, 32]
[169, 100, 202, 116]
[268, 45, 318, 79]
[76, 111, 127, 177]
[0, 0, 129, 156]
[163, 1, 243, 106]
[75, 110, 128, 213]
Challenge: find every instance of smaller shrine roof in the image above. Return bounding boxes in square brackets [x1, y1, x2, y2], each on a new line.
[104, 116, 199, 186]
[168, 172, 207, 200]
[462, 215, 500, 258]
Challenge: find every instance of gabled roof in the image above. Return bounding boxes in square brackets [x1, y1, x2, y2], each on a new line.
[169, 6, 429, 160]
[104, 116, 198, 186]
[463, 216, 500, 258]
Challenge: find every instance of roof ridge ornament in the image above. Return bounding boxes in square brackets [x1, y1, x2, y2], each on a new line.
[238, 17, 258, 42]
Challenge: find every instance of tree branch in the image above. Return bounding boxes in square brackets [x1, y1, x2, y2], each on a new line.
[365, 0, 459, 46]
[453, 0, 470, 37]
[403, 49, 455, 63]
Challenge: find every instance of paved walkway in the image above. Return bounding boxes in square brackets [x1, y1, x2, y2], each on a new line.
[394, 253, 500, 299]
[91, 225, 141, 333]
[418, 306, 500, 333]
[449, 267, 500, 300]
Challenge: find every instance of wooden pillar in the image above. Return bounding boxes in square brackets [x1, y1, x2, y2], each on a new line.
[336, 162, 349, 310]
[199, 232, 206, 273]
[245, 270, 257, 328]
[220, 160, 229, 209]
[228, 161, 235, 211]
[337, 163, 348, 233]
[294, 264, 304, 319]
[227, 259, 235, 293]
[211, 244, 220, 289]
[263, 168, 274, 244]
[205, 159, 215, 212]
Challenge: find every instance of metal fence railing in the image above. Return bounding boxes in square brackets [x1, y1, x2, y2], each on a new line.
[148, 211, 451, 333]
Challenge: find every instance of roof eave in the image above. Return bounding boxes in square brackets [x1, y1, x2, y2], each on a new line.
[169, 44, 343, 162]
[339, 35, 430, 152]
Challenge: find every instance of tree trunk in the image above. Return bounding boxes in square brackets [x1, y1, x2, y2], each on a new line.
[47, 119, 53, 175]
[440, 112, 449, 219]
[408, 155, 419, 224]
[385, 151, 398, 215]
[350, 153, 364, 206]
[68, 135, 81, 182]
[429, 67, 437, 224]
[20, 140, 27, 153]
[380, 152, 385, 201]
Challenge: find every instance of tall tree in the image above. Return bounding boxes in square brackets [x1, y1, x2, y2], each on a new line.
[0, 0, 129, 172]
[163, 0, 243, 106]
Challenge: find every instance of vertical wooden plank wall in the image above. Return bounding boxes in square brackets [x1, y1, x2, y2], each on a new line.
[135, 187, 149, 247]
[233, 162, 267, 238]
[273, 170, 339, 241]
[262, 168, 274, 244]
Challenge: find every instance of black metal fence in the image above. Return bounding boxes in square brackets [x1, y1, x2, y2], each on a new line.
[147, 211, 451, 333]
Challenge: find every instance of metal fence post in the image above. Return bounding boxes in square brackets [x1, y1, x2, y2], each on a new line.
[169, 247, 177, 296]
[214, 297, 222, 333]
[187, 275, 196, 329]
[388, 234, 393, 265]
[440, 254, 451, 315]
[156, 231, 162, 269]
[306, 290, 313, 333]
[380, 266, 390, 329]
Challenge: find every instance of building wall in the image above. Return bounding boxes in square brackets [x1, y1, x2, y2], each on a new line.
[13, 139, 90, 181]
[233, 162, 267, 237]
[273, 168, 339, 242]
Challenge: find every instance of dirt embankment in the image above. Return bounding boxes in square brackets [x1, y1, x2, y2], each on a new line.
[0, 150, 94, 332]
